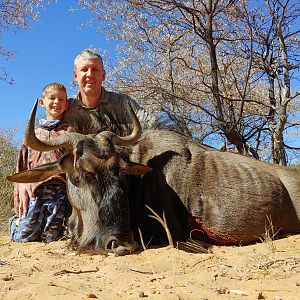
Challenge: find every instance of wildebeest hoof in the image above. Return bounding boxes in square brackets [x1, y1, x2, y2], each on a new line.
[106, 239, 137, 256]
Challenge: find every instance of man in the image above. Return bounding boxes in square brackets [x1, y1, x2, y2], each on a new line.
[63, 48, 157, 135]
[15, 48, 158, 219]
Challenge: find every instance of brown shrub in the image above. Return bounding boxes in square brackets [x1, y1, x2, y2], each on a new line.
[0, 127, 18, 233]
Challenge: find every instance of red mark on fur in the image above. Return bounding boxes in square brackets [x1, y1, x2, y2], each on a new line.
[189, 216, 237, 245]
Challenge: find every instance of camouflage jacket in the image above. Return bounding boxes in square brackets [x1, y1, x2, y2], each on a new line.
[62, 87, 158, 135]
[14, 121, 72, 203]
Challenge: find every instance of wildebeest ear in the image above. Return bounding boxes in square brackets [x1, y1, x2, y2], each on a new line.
[6, 154, 74, 183]
[6, 161, 63, 183]
[120, 161, 153, 176]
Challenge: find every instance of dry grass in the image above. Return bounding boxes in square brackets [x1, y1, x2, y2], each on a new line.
[250, 216, 285, 274]
[0, 176, 14, 234]
[259, 215, 280, 253]
[145, 204, 174, 248]
[0, 127, 18, 234]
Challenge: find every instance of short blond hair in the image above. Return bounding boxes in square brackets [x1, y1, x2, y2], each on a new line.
[41, 83, 67, 98]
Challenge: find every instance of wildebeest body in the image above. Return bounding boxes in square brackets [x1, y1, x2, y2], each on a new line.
[130, 130, 300, 245]
[7, 101, 300, 254]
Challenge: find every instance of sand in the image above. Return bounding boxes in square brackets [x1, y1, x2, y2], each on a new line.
[0, 233, 299, 300]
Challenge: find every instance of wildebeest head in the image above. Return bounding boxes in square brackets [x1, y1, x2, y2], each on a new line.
[7, 100, 152, 255]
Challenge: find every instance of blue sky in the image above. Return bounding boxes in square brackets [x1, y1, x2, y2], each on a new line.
[1, 1, 300, 154]
[0, 1, 114, 144]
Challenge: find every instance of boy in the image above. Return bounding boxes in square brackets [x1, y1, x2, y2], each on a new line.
[9, 83, 72, 243]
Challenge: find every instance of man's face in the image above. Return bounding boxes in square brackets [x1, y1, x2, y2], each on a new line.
[74, 57, 106, 97]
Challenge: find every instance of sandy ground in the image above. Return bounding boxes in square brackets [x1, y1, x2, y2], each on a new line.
[0, 233, 299, 300]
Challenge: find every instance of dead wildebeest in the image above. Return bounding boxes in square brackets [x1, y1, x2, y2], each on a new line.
[7, 101, 300, 255]
[129, 130, 300, 246]
[7, 100, 152, 255]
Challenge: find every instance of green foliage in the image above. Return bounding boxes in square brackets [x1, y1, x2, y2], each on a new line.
[0, 128, 18, 233]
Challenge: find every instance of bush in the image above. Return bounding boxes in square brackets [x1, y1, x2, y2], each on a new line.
[289, 162, 300, 172]
[0, 127, 18, 233]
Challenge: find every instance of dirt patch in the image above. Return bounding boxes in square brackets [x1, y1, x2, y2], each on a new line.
[0, 233, 299, 300]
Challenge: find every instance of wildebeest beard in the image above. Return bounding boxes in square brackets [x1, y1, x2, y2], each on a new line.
[96, 169, 132, 238]
[67, 162, 135, 253]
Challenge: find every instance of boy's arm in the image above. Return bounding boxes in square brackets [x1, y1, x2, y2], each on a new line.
[14, 144, 34, 217]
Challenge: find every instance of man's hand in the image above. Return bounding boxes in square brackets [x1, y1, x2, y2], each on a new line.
[16, 183, 34, 217]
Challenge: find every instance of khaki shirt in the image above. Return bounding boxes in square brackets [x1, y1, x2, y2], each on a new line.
[62, 87, 158, 135]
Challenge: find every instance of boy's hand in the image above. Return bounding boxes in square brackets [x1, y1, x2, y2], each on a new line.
[17, 183, 34, 217]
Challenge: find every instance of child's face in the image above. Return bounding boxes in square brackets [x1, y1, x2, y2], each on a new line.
[39, 88, 68, 120]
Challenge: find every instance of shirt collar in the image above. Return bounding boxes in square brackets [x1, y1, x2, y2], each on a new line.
[38, 119, 62, 130]
[76, 87, 108, 109]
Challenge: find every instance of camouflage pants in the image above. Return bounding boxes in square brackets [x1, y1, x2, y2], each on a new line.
[10, 184, 71, 243]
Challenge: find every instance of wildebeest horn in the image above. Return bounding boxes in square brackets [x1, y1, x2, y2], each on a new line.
[24, 99, 83, 152]
[97, 104, 142, 146]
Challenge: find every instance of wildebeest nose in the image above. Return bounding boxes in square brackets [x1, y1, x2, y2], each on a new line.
[105, 237, 137, 256]
[105, 238, 120, 251]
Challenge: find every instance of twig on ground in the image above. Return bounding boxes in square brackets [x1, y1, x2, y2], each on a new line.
[53, 268, 99, 276]
[127, 267, 153, 275]
[177, 238, 210, 254]
[257, 257, 300, 269]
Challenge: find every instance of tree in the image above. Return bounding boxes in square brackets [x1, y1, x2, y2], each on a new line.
[79, 0, 300, 162]
[0, 0, 46, 83]
[239, 0, 300, 165]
